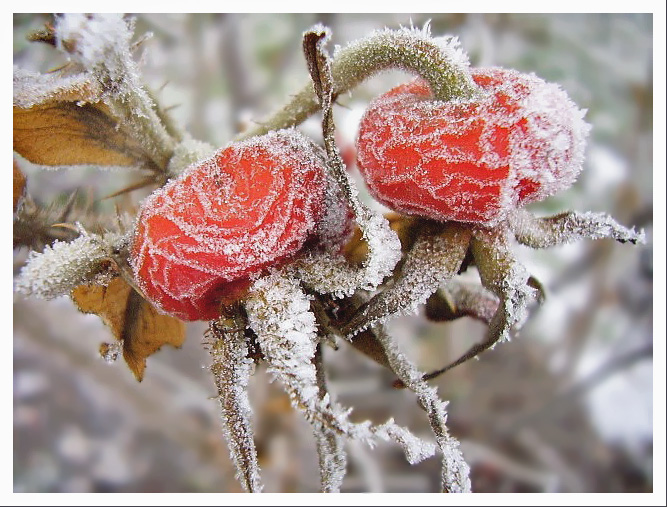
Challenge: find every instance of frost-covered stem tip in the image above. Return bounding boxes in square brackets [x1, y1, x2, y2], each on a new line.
[54, 14, 176, 169]
[236, 25, 479, 140]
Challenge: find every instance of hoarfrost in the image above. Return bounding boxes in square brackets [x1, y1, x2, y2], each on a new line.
[15, 231, 112, 300]
[245, 271, 436, 468]
[13, 66, 101, 108]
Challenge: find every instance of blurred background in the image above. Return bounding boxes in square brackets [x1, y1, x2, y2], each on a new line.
[13, 13, 654, 493]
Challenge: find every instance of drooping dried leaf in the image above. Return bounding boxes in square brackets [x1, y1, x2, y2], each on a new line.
[13, 101, 155, 168]
[13, 160, 26, 212]
[71, 276, 185, 381]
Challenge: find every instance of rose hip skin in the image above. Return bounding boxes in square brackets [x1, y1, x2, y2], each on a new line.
[356, 67, 590, 224]
[131, 129, 327, 321]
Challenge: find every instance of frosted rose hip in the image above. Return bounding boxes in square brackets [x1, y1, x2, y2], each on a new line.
[356, 67, 590, 224]
[131, 129, 327, 321]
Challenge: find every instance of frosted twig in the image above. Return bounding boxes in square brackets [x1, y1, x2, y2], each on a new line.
[237, 24, 479, 141]
[374, 325, 471, 493]
[343, 225, 472, 336]
[205, 314, 263, 493]
[510, 209, 645, 248]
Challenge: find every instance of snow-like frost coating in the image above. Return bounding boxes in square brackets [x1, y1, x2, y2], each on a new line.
[357, 67, 590, 225]
[131, 129, 327, 321]
[15, 231, 111, 300]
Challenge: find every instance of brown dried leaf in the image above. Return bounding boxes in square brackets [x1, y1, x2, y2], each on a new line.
[13, 102, 155, 168]
[71, 276, 185, 381]
[13, 160, 26, 212]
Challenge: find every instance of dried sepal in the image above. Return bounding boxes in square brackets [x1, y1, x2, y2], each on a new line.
[374, 325, 471, 493]
[296, 28, 401, 298]
[432, 229, 537, 375]
[510, 209, 645, 248]
[425, 281, 499, 324]
[205, 314, 263, 493]
[245, 271, 436, 468]
[343, 224, 472, 336]
[72, 276, 186, 381]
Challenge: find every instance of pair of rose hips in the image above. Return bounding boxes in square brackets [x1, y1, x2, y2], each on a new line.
[131, 67, 588, 321]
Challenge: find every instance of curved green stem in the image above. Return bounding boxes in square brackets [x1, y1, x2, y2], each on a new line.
[236, 26, 479, 141]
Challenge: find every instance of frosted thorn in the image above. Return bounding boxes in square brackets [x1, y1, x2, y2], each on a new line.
[343, 225, 472, 336]
[510, 209, 645, 249]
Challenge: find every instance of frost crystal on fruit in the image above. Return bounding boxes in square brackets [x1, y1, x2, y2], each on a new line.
[356, 68, 591, 225]
[130, 129, 327, 321]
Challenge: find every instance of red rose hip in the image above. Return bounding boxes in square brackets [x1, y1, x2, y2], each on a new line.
[131, 129, 327, 321]
[356, 67, 590, 224]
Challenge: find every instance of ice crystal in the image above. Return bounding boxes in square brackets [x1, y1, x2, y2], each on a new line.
[15, 231, 113, 300]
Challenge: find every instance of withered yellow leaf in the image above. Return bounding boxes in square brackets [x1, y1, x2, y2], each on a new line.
[13, 101, 155, 169]
[72, 277, 186, 381]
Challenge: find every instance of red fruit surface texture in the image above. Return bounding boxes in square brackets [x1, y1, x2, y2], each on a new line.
[131, 129, 327, 321]
[356, 67, 590, 224]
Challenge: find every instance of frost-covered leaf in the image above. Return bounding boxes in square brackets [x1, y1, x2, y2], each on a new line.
[245, 271, 436, 470]
[13, 66, 101, 108]
[48, 14, 176, 170]
[344, 224, 472, 336]
[374, 326, 471, 493]
[206, 316, 262, 493]
[71, 276, 185, 382]
[510, 209, 645, 247]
